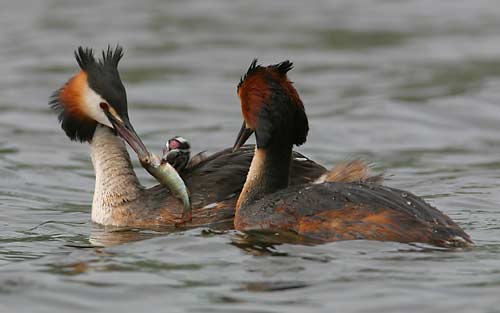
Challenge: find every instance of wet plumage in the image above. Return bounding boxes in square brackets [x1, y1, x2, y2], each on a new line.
[50, 46, 333, 227]
[235, 182, 471, 247]
[233, 59, 472, 247]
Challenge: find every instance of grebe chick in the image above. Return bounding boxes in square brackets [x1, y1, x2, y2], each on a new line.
[162, 136, 191, 172]
[50, 46, 329, 228]
[233, 59, 472, 247]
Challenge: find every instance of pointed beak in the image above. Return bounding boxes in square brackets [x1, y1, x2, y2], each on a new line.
[104, 109, 149, 160]
[102, 105, 191, 220]
[233, 121, 254, 151]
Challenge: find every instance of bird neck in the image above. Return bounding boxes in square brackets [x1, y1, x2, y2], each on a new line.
[236, 136, 293, 210]
[90, 125, 142, 225]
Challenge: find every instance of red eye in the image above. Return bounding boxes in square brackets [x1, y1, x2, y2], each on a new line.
[99, 102, 109, 110]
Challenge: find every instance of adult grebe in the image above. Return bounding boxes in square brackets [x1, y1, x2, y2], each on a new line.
[50, 46, 330, 228]
[233, 60, 472, 247]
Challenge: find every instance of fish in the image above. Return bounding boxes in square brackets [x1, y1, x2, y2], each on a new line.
[139, 152, 192, 223]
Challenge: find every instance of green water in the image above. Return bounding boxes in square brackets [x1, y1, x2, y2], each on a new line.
[1, 0, 500, 312]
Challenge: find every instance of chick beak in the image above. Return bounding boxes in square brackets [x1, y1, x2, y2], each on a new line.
[103, 108, 149, 160]
[233, 121, 254, 152]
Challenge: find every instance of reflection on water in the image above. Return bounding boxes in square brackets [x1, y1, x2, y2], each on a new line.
[88, 226, 165, 247]
[2, 0, 500, 312]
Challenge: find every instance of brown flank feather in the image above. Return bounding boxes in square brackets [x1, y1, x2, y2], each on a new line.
[315, 160, 383, 184]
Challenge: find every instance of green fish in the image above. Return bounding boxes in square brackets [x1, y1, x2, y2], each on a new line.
[140, 152, 191, 222]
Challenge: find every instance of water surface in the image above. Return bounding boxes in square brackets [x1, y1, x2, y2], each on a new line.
[1, 0, 500, 312]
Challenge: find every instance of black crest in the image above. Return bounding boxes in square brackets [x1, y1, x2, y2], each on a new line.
[74, 45, 123, 71]
[49, 45, 127, 142]
[237, 59, 295, 92]
[237, 58, 259, 91]
[271, 60, 294, 75]
[74, 47, 95, 70]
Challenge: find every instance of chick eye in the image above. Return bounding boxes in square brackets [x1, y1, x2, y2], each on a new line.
[99, 102, 109, 110]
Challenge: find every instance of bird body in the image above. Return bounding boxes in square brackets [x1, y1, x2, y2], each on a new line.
[50, 48, 328, 228]
[233, 59, 472, 247]
[89, 126, 326, 227]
